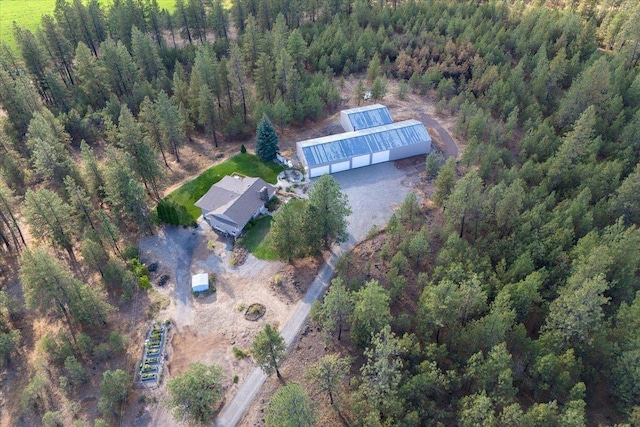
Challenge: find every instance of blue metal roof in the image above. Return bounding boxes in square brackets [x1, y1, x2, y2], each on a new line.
[299, 120, 431, 167]
[344, 104, 393, 130]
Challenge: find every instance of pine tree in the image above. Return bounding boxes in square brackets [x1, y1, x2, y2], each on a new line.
[251, 323, 286, 378]
[255, 115, 279, 162]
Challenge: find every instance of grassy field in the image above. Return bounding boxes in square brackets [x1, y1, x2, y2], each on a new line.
[0, 0, 175, 51]
[241, 216, 278, 260]
[164, 153, 284, 225]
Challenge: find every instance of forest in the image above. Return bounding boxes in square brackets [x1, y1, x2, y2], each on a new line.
[0, 0, 639, 425]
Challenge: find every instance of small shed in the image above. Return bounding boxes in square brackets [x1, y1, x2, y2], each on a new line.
[191, 273, 209, 293]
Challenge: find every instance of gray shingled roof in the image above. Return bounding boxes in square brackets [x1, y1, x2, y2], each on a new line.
[195, 175, 275, 227]
[298, 119, 431, 167]
[343, 104, 393, 130]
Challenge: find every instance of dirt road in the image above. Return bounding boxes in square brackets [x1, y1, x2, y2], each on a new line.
[419, 111, 459, 160]
[215, 244, 348, 427]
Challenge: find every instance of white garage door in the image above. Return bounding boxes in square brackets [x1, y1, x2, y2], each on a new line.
[351, 154, 370, 169]
[371, 150, 390, 164]
[310, 165, 330, 178]
[331, 161, 351, 173]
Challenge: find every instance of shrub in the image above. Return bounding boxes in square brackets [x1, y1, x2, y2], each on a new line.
[367, 224, 381, 239]
[157, 199, 191, 226]
[122, 245, 139, 260]
[232, 346, 249, 359]
[76, 333, 94, 359]
[109, 332, 125, 354]
[233, 375, 239, 383]
[237, 303, 246, 312]
[93, 343, 112, 363]
[240, 144, 247, 153]
[138, 275, 151, 290]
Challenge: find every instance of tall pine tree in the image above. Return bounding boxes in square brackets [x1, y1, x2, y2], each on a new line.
[255, 115, 279, 162]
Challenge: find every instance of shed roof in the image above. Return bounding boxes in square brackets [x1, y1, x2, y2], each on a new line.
[191, 273, 209, 291]
[195, 175, 275, 227]
[342, 104, 393, 130]
[298, 119, 431, 167]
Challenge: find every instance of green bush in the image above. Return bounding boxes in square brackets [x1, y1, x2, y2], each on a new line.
[233, 375, 239, 383]
[232, 346, 249, 359]
[240, 144, 247, 153]
[122, 246, 139, 260]
[157, 199, 192, 226]
[139, 275, 151, 290]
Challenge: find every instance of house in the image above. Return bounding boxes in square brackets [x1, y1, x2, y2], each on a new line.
[297, 119, 432, 178]
[191, 273, 209, 293]
[195, 175, 275, 236]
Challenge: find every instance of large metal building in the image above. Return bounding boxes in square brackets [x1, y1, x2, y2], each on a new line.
[297, 119, 432, 178]
[339, 104, 393, 132]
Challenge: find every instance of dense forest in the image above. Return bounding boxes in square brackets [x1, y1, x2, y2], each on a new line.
[0, 0, 639, 425]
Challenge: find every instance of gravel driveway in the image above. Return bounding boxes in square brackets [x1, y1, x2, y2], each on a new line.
[139, 226, 199, 329]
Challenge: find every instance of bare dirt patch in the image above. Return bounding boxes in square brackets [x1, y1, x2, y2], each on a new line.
[125, 225, 321, 427]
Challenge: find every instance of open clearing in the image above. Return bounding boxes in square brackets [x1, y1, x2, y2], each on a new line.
[0, 0, 175, 51]
[163, 153, 284, 225]
[122, 79, 459, 426]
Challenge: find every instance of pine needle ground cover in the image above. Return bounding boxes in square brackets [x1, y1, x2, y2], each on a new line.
[0, 0, 175, 51]
[163, 153, 284, 226]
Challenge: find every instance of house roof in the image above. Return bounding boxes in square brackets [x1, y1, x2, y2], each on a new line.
[298, 119, 432, 167]
[342, 104, 393, 130]
[195, 175, 275, 227]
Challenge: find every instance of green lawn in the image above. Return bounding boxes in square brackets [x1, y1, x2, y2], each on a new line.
[163, 153, 284, 225]
[0, 0, 175, 51]
[241, 216, 278, 260]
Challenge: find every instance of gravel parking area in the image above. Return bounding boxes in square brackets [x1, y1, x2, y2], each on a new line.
[330, 160, 420, 243]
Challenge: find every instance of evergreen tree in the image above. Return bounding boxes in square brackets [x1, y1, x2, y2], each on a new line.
[167, 362, 224, 424]
[315, 276, 353, 341]
[251, 323, 286, 378]
[304, 354, 350, 405]
[265, 383, 316, 427]
[23, 188, 77, 263]
[305, 174, 351, 250]
[351, 279, 391, 349]
[255, 115, 279, 162]
[270, 199, 305, 261]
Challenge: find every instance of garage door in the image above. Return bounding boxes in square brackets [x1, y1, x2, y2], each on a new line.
[309, 165, 330, 178]
[371, 150, 390, 164]
[351, 154, 370, 169]
[331, 161, 351, 173]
